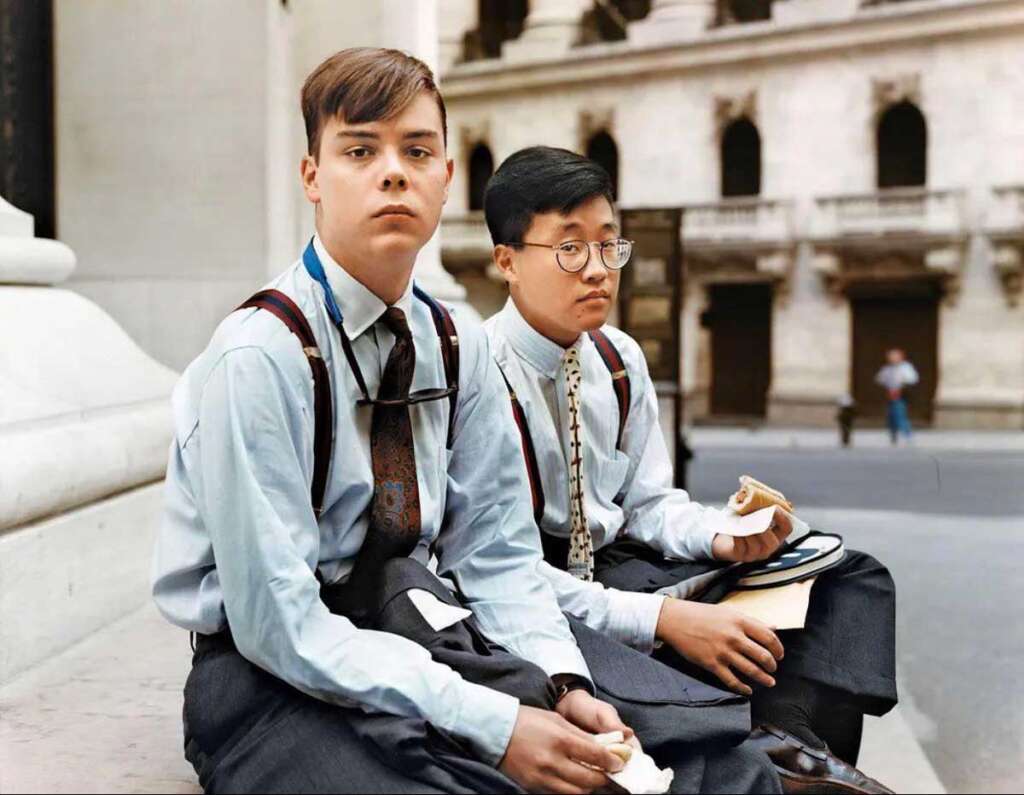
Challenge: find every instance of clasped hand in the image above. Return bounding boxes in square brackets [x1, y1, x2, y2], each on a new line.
[499, 689, 632, 794]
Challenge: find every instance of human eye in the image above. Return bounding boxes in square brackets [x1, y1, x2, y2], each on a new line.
[407, 146, 433, 159]
[559, 240, 584, 254]
[345, 146, 374, 159]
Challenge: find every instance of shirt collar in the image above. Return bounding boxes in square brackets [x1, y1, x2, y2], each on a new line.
[499, 297, 584, 380]
[313, 234, 415, 340]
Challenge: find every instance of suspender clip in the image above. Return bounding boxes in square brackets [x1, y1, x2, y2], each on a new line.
[303, 346, 322, 359]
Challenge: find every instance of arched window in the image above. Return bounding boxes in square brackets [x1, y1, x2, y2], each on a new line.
[720, 117, 761, 198]
[719, 0, 773, 24]
[580, 0, 652, 44]
[876, 101, 927, 189]
[468, 143, 494, 212]
[586, 131, 619, 200]
[465, 0, 528, 61]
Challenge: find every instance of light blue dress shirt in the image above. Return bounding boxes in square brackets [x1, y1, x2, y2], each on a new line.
[485, 299, 725, 653]
[151, 237, 590, 765]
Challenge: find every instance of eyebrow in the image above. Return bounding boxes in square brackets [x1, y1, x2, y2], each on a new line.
[559, 220, 620, 233]
[334, 129, 440, 142]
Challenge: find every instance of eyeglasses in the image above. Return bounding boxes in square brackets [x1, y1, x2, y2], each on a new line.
[332, 317, 458, 408]
[505, 238, 634, 274]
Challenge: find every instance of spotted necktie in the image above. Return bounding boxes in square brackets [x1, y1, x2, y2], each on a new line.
[359, 307, 422, 572]
[564, 346, 594, 581]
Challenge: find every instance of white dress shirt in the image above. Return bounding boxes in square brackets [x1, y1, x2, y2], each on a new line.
[152, 237, 590, 765]
[485, 298, 726, 653]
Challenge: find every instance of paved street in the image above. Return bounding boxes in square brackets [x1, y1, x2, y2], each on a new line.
[687, 439, 1024, 794]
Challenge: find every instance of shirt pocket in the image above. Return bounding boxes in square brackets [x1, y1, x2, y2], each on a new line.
[599, 450, 631, 504]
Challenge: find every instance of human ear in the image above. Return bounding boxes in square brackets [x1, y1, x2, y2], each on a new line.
[493, 245, 518, 286]
[442, 157, 455, 205]
[300, 154, 320, 204]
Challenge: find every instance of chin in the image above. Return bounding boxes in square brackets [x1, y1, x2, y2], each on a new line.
[577, 305, 611, 332]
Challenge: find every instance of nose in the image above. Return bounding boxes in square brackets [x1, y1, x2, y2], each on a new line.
[580, 245, 609, 283]
[380, 149, 408, 191]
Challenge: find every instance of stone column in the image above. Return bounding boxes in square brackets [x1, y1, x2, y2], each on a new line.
[628, 0, 717, 45]
[0, 195, 179, 679]
[502, 0, 591, 61]
[438, 0, 478, 74]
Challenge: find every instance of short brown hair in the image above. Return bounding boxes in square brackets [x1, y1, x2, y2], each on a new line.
[301, 48, 448, 160]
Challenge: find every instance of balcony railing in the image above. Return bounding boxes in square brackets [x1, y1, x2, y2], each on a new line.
[988, 185, 1024, 235]
[440, 211, 493, 268]
[813, 188, 966, 242]
[682, 198, 794, 248]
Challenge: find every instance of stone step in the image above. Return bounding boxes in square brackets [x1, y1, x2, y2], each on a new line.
[1, 601, 946, 794]
[0, 482, 166, 684]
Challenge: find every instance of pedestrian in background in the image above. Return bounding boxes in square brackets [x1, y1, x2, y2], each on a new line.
[875, 348, 919, 445]
[836, 393, 856, 448]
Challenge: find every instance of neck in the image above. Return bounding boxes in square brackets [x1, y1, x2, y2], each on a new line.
[511, 293, 580, 349]
[317, 227, 415, 306]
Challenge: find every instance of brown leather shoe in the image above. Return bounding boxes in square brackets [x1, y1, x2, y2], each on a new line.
[747, 724, 895, 794]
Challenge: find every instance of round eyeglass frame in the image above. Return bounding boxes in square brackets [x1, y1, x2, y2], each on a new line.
[505, 238, 634, 274]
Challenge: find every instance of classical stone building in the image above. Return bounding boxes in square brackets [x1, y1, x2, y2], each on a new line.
[438, 0, 1024, 429]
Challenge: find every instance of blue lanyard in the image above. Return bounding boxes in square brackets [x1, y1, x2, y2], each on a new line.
[302, 237, 345, 325]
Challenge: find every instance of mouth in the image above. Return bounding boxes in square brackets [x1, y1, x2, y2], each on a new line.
[578, 291, 611, 303]
[373, 205, 416, 219]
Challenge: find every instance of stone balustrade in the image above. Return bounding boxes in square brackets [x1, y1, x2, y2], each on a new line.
[813, 188, 966, 242]
[682, 198, 794, 248]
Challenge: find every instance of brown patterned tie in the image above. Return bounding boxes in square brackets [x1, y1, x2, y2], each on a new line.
[353, 308, 422, 581]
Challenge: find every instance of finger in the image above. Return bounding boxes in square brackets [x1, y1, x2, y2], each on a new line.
[538, 773, 588, 795]
[737, 636, 778, 674]
[565, 734, 625, 773]
[744, 533, 771, 561]
[553, 754, 614, 791]
[743, 618, 785, 660]
[594, 704, 629, 735]
[712, 663, 752, 696]
[729, 650, 776, 688]
[772, 513, 793, 542]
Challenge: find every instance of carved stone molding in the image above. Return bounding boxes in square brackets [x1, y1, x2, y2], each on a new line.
[580, 107, 615, 146]
[459, 119, 493, 152]
[871, 73, 922, 118]
[993, 244, 1024, 308]
[714, 90, 757, 133]
[924, 245, 965, 306]
[810, 243, 965, 305]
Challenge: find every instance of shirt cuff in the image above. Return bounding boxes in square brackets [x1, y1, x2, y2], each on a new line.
[695, 508, 725, 559]
[522, 637, 593, 685]
[604, 589, 667, 655]
[446, 679, 521, 766]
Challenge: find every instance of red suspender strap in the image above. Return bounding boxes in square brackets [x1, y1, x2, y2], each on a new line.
[413, 285, 459, 450]
[588, 329, 631, 451]
[237, 290, 333, 518]
[497, 365, 546, 526]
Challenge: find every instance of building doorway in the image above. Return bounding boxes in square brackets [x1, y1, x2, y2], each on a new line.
[720, 117, 761, 198]
[851, 292, 939, 424]
[706, 283, 773, 417]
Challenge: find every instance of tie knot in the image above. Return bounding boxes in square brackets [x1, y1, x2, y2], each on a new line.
[381, 306, 411, 339]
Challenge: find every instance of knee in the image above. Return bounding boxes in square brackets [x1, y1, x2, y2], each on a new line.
[842, 550, 896, 595]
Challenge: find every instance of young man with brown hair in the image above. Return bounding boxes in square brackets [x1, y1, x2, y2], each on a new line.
[151, 50, 641, 793]
[484, 146, 898, 794]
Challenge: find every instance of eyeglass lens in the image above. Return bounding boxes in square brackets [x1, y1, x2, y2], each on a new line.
[556, 239, 633, 272]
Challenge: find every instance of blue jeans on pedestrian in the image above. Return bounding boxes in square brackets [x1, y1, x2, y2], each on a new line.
[886, 398, 912, 442]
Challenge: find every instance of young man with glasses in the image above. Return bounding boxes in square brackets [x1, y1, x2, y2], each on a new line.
[484, 146, 897, 794]
[151, 50, 655, 794]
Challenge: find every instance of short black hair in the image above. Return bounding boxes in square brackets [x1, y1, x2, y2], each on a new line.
[483, 146, 615, 246]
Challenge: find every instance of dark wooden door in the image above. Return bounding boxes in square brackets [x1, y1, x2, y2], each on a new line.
[708, 284, 772, 417]
[851, 296, 938, 424]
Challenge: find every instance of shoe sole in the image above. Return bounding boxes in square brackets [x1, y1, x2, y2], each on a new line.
[778, 768, 890, 795]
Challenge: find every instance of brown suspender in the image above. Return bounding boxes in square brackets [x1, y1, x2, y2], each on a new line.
[500, 330, 631, 535]
[238, 290, 333, 518]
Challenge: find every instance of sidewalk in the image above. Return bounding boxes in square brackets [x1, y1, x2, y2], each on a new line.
[688, 426, 1024, 452]
[0, 600, 945, 794]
